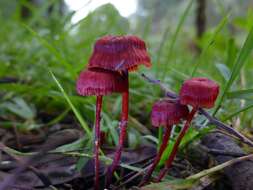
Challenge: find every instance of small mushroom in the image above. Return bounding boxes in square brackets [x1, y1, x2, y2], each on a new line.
[88, 35, 151, 187]
[140, 99, 189, 185]
[76, 69, 128, 190]
[157, 77, 219, 181]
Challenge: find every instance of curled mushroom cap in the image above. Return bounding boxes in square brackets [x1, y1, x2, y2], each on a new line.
[76, 69, 128, 96]
[179, 77, 219, 109]
[88, 35, 151, 72]
[151, 99, 189, 127]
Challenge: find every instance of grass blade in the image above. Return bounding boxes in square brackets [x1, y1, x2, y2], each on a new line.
[23, 24, 74, 76]
[159, 0, 194, 79]
[50, 71, 92, 138]
[223, 103, 253, 121]
[191, 15, 229, 76]
[227, 89, 253, 99]
[213, 25, 253, 116]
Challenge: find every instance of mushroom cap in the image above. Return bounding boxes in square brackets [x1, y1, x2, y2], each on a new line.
[76, 69, 128, 96]
[88, 35, 151, 72]
[179, 77, 219, 109]
[151, 99, 189, 127]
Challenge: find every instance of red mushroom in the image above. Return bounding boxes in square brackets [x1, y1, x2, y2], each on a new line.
[88, 35, 151, 187]
[157, 77, 219, 181]
[76, 69, 128, 190]
[88, 35, 151, 72]
[140, 99, 189, 185]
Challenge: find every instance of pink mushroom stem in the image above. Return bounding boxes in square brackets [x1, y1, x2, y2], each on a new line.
[94, 95, 103, 190]
[140, 125, 172, 186]
[106, 89, 129, 187]
[157, 107, 198, 181]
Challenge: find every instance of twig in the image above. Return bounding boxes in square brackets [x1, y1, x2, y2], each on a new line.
[116, 158, 155, 186]
[187, 153, 253, 180]
[206, 148, 246, 157]
[141, 73, 253, 147]
[199, 108, 253, 147]
[199, 145, 246, 157]
[114, 163, 152, 189]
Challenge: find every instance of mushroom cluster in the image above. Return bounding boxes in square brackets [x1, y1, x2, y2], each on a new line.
[76, 35, 220, 189]
[76, 35, 151, 189]
[139, 77, 219, 183]
[156, 77, 219, 181]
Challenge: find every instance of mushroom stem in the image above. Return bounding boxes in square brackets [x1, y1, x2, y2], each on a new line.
[106, 89, 129, 187]
[94, 95, 103, 190]
[156, 107, 198, 181]
[140, 125, 172, 186]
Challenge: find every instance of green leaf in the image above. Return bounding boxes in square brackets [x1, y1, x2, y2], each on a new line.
[52, 138, 86, 153]
[2, 97, 36, 119]
[143, 135, 159, 145]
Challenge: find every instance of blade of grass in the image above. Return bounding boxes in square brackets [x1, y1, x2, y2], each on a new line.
[227, 89, 253, 99]
[223, 103, 253, 121]
[23, 24, 74, 76]
[63, 152, 143, 172]
[225, 38, 238, 68]
[188, 154, 253, 180]
[213, 25, 253, 116]
[50, 70, 92, 138]
[45, 108, 70, 126]
[191, 15, 229, 76]
[50, 71, 120, 178]
[158, 0, 194, 79]
[103, 113, 119, 146]
[0, 144, 142, 173]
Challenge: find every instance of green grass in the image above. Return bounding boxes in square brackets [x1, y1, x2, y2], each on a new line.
[50, 71, 92, 138]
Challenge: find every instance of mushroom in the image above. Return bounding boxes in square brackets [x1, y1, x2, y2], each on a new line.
[157, 77, 219, 181]
[76, 69, 128, 190]
[87, 35, 151, 186]
[140, 99, 189, 185]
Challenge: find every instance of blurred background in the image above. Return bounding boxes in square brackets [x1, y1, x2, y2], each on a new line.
[1, 0, 253, 150]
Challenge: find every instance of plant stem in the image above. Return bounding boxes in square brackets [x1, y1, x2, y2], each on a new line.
[140, 125, 172, 186]
[157, 107, 197, 181]
[94, 95, 103, 190]
[106, 89, 129, 187]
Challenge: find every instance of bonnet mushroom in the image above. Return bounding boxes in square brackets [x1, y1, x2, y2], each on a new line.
[140, 99, 189, 185]
[87, 35, 151, 186]
[76, 69, 128, 190]
[157, 77, 219, 181]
